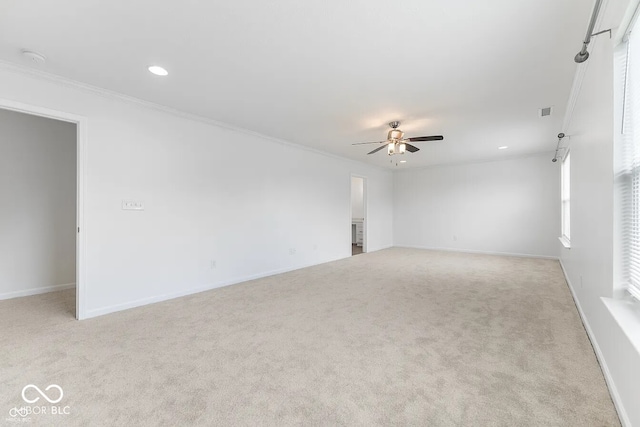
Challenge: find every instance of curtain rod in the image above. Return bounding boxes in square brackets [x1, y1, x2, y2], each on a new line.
[552, 133, 566, 162]
[575, 0, 605, 63]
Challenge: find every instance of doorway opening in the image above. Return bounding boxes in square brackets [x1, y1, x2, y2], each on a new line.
[351, 175, 366, 256]
[0, 101, 85, 320]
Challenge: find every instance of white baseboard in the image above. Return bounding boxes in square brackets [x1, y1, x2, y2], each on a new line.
[85, 246, 399, 319]
[0, 283, 76, 300]
[369, 244, 394, 252]
[558, 260, 631, 427]
[85, 256, 346, 319]
[395, 244, 559, 260]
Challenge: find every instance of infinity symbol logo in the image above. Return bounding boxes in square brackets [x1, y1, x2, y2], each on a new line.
[21, 384, 64, 404]
[9, 407, 29, 417]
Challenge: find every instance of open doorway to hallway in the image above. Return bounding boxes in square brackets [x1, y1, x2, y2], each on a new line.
[351, 175, 365, 256]
[0, 108, 78, 319]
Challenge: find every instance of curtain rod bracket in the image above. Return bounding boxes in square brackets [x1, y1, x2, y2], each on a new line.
[574, 29, 611, 63]
[591, 28, 612, 38]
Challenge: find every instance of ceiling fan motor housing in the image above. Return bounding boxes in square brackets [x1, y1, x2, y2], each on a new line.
[388, 129, 404, 140]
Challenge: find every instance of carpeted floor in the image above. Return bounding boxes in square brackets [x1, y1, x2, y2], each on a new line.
[0, 248, 619, 426]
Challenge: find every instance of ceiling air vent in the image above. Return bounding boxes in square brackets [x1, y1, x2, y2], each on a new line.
[539, 107, 553, 117]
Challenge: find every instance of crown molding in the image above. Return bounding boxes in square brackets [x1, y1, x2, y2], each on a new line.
[0, 60, 391, 173]
[562, 61, 590, 133]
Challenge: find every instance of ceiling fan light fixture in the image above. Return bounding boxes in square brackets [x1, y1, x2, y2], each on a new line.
[388, 144, 395, 155]
[398, 143, 406, 154]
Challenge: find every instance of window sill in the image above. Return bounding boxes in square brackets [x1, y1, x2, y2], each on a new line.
[558, 236, 571, 249]
[602, 296, 640, 355]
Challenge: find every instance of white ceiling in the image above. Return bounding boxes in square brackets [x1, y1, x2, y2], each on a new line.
[0, 0, 593, 168]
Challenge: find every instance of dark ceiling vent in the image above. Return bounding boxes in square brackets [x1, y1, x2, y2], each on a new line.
[539, 107, 553, 117]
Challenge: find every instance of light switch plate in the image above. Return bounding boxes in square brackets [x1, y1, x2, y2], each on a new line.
[122, 200, 144, 210]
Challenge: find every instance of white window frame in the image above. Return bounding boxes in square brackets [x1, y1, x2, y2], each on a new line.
[619, 19, 640, 301]
[559, 150, 571, 248]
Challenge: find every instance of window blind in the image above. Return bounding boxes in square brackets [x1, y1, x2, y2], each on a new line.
[621, 29, 640, 300]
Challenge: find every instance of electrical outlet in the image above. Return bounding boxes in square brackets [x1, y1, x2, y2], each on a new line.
[453, 235, 458, 241]
[289, 248, 296, 255]
[122, 200, 144, 211]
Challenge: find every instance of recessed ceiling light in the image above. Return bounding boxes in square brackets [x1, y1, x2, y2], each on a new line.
[21, 49, 46, 65]
[148, 65, 168, 76]
[400, 160, 407, 163]
[498, 146, 509, 150]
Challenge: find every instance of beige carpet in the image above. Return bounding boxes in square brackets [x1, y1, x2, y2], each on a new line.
[0, 248, 619, 426]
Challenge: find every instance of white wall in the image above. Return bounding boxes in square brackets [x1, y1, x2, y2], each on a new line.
[558, 0, 640, 424]
[0, 65, 393, 318]
[351, 176, 364, 219]
[393, 153, 560, 258]
[0, 109, 76, 298]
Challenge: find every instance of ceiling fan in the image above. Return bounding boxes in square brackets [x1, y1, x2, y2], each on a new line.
[353, 121, 444, 155]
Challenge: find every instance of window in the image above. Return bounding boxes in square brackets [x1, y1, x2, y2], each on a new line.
[560, 151, 571, 246]
[620, 25, 640, 300]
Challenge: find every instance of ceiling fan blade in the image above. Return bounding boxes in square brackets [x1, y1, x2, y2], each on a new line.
[407, 135, 444, 142]
[352, 140, 386, 146]
[405, 143, 420, 153]
[368, 144, 388, 155]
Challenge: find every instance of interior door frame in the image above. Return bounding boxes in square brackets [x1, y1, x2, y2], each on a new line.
[350, 173, 367, 254]
[0, 98, 87, 320]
